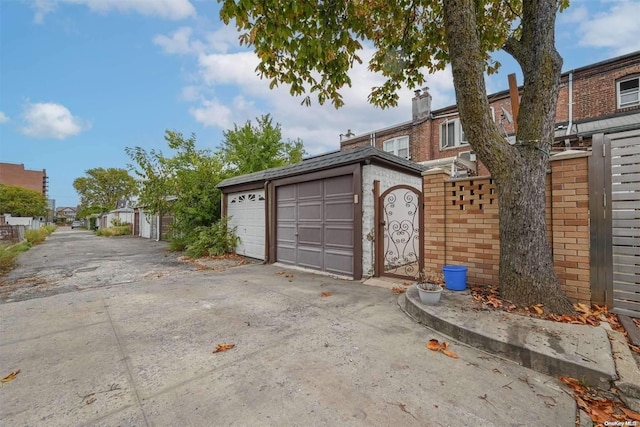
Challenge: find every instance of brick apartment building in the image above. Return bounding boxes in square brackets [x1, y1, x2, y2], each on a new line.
[340, 50, 640, 176]
[0, 162, 49, 197]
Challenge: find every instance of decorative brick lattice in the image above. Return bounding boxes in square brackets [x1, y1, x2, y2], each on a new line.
[450, 179, 496, 210]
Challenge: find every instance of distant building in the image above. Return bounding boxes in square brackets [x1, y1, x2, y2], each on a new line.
[0, 162, 48, 197]
[56, 206, 77, 223]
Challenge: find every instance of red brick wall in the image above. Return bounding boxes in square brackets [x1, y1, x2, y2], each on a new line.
[422, 152, 591, 305]
[0, 163, 47, 196]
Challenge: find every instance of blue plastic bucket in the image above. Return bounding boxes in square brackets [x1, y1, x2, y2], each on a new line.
[442, 265, 468, 291]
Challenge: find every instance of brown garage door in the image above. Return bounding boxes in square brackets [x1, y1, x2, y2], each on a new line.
[276, 175, 354, 276]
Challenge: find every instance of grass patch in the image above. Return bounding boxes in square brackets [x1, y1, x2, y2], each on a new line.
[0, 241, 32, 274]
[95, 225, 131, 237]
[24, 225, 57, 245]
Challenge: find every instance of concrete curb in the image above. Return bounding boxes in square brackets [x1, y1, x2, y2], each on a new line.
[399, 286, 617, 389]
[606, 328, 640, 412]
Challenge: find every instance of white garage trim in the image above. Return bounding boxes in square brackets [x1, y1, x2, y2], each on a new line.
[227, 189, 266, 260]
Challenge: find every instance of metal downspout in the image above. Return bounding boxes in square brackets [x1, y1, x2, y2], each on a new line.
[565, 71, 573, 148]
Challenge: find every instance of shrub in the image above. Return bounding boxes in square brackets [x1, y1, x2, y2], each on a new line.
[25, 225, 56, 245]
[95, 225, 131, 237]
[168, 236, 188, 252]
[186, 217, 239, 258]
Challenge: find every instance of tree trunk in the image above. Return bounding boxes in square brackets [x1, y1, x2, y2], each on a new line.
[443, 0, 574, 313]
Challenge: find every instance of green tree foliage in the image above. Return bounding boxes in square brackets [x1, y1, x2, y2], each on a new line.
[73, 168, 138, 212]
[219, 0, 574, 313]
[126, 131, 225, 244]
[220, 114, 305, 175]
[76, 205, 104, 220]
[0, 184, 48, 217]
[128, 120, 304, 255]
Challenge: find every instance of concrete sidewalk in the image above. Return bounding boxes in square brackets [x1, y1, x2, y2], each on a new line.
[395, 281, 640, 412]
[1, 263, 577, 426]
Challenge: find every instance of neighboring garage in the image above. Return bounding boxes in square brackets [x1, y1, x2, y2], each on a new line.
[217, 145, 425, 280]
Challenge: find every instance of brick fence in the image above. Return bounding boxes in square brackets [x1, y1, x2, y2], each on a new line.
[422, 151, 591, 305]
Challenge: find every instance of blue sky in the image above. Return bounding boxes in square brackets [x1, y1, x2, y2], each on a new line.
[1, 0, 639, 208]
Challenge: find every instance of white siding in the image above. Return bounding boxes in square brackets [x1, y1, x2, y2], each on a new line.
[227, 189, 266, 260]
[361, 164, 422, 277]
[139, 210, 155, 239]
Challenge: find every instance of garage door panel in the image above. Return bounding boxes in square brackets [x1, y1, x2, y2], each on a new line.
[325, 200, 354, 221]
[297, 225, 322, 246]
[324, 175, 353, 197]
[278, 184, 296, 201]
[325, 226, 353, 248]
[324, 250, 353, 275]
[297, 247, 323, 270]
[298, 181, 323, 199]
[277, 204, 296, 221]
[277, 224, 296, 242]
[298, 202, 323, 222]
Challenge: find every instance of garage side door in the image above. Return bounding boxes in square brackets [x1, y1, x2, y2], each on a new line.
[227, 190, 266, 260]
[276, 175, 354, 276]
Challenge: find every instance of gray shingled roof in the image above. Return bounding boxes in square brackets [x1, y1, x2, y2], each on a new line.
[217, 145, 427, 189]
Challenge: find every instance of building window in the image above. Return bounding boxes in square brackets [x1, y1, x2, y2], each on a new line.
[617, 76, 640, 108]
[383, 136, 410, 159]
[440, 119, 468, 149]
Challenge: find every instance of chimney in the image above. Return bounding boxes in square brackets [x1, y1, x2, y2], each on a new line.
[412, 87, 432, 120]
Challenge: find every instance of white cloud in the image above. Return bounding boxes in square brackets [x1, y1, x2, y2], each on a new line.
[189, 96, 257, 130]
[0, 112, 10, 123]
[558, 5, 589, 24]
[21, 102, 87, 139]
[32, 0, 196, 23]
[154, 27, 204, 55]
[156, 26, 457, 154]
[573, 2, 640, 55]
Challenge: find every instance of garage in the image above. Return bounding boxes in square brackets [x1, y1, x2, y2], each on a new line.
[217, 145, 425, 280]
[227, 189, 266, 260]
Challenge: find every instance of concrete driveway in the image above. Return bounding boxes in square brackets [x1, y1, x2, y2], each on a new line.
[0, 229, 575, 426]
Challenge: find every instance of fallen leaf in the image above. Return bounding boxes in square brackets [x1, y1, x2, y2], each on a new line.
[621, 407, 640, 421]
[276, 271, 285, 275]
[427, 339, 442, 351]
[575, 302, 590, 314]
[1, 370, 20, 383]
[532, 304, 544, 315]
[321, 291, 332, 297]
[426, 339, 458, 358]
[213, 343, 235, 353]
[441, 348, 458, 359]
[391, 287, 406, 294]
[401, 282, 412, 287]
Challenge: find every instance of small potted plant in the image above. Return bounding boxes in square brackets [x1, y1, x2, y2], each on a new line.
[416, 270, 444, 305]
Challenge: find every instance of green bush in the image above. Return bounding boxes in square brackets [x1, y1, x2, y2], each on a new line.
[186, 217, 239, 258]
[168, 236, 188, 252]
[95, 225, 131, 237]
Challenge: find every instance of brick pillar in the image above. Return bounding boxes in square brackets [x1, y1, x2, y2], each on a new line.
[422, 170, 448, 274]
[549, 152, 591, 305]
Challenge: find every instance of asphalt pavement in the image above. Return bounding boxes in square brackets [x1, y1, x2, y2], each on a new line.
[0, 229, 577, 426]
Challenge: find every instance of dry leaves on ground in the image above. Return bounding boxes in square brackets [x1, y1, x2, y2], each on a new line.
[391, 287, 406, 294]
[560, 376, 640, 424]
[213, 343, 235, 353]
[470, 285, 607, 327]
[321, 291, 332, 297]
[426, 339, 458, 359]
[1, 370, 20, 383]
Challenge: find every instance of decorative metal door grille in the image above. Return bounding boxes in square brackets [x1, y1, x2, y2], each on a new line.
[378, 185, 423, 279]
